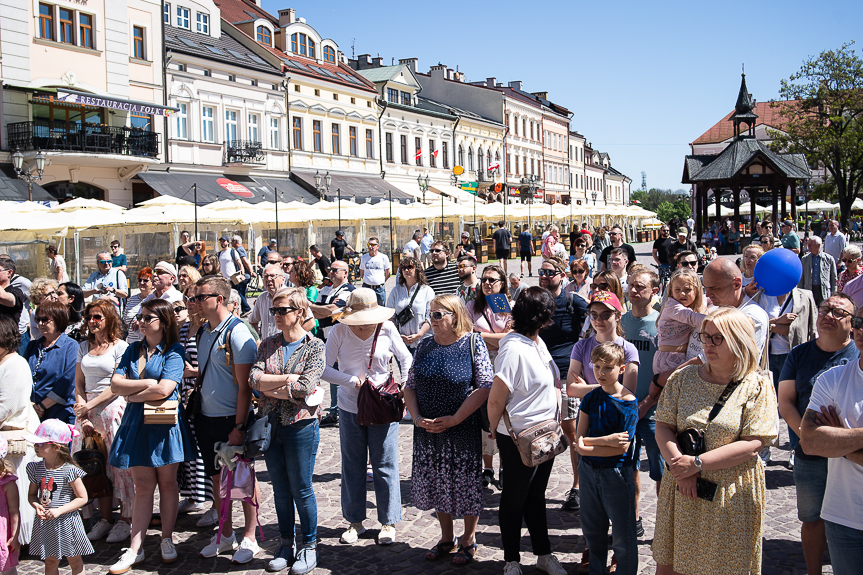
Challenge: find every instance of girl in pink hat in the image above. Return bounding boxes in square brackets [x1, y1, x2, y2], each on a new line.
[24, 419, 93, 575]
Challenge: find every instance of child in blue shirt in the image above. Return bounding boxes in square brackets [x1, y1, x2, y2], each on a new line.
[575, 342, 639, 575]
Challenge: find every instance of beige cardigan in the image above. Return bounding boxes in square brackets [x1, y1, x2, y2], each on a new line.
[754, 287, 818, 351]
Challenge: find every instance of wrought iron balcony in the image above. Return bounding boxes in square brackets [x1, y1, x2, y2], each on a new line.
[6, 120, 159, 157]
[225, 140, 264, 164]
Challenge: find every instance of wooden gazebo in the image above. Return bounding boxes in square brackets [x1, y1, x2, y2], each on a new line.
[683, 74, 811, 238]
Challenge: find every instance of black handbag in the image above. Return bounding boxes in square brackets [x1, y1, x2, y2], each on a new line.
[244, 412, 273, 459]
[74, 434, 112, 499]
[394, 285, 421, 327]
[676, 378, 742, 456]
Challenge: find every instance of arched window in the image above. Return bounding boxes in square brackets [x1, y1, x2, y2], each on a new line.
[256, 25, 271, 45]
[487, 149, 492, 169]
[468, 146, 474, 172]
[477, 147, 484, 173]
[290, 33, 315, 58]
[323, 46, 335, 63]
[458, 145, 464, 168]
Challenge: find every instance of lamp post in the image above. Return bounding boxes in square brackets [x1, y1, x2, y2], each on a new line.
[521, 174, 538, 234]
[417, 174, 430, 204]
[314, 169, 334, 228]
[591, 191, 598, 206]
[11, 148, 46, 202]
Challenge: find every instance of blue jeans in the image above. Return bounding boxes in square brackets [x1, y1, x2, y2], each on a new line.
[793, 455, 828, 522]
[634, 416, 664, 482]
[17, 329, 30, 357]
[825, 520, 863, 575]
[362, 283, 386, 307]
[263, 418, 319, 546]
[338, 410, 401, 525]
[235, 276, 251, 313]
[578, 460, 638, 575]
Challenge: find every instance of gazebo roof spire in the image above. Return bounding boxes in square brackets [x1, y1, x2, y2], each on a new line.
[735, 72, 756, 115]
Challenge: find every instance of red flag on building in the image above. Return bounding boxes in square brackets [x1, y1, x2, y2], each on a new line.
[433, 149, 439, 158]
[415, 149, 422, 160]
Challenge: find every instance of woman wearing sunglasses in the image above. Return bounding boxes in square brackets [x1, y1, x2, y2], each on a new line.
[571, 238, 596, 278]
[323, 288, 411, 546]
[404, 294, 493, 565]
[387, 256, 434, 354]
[124, 268, 154, 344]
[72, 300, 133, 544]
[200, 254, 220, 278]
[26, 277, 59, 344]
[580, 271, 627, 338]
[249, 287, 325, 573]
[25, 300, 78, 424]
[177, 266, 201, 292]
[653, 308, 777, 575]
[108, 298, 194, 571]
[565, 260, 591, 302]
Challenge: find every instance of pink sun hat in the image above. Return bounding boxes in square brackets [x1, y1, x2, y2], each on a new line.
[22, 419, 80, 445]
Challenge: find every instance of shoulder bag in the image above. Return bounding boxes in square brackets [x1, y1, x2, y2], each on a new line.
[230, 248, 245, 285]
[469, 332, 491, 432]
[138, 344, 179, 425]
[394, 284, 422, 327]
[73, 432, 112, 499]
[676, 377, 742, 456]
[186, 317, 242, 427]
[356, 324, 404, 426]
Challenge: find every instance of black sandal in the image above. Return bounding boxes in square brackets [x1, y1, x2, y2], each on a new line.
[425, 538, 457, 560]
[452, 542, 477, 565]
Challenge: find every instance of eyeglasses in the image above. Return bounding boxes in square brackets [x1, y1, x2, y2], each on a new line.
[480, 277, 502, 284]
[589, 311, 615, 322]
[110, 245, 120, 249]
[609, 232, 621, 236]
[590, 283, 610, 291]
[97, 260, 112, 265]
[266, 260, 281, 266]
[430, 249, 445, 253]
[178, 273, 189, 279]
[35, 316, 51, 324]
[330, 267, 347, 273]
[429, 310, 454, 320]
[537, 269, 560, 277]
[173, 306, 187, 314]
[696, 331, 725, 347]
[368, 243, 379, 247]
[270, 306, 301, 316]
[85, 314, 103, 323]
[43, 290, 58, 299]
[135, 314, 160, 324]
[818, 306, 853, 320]
[282, 262, 294, 269]
[851, 317, 863, 329]
[191, 293, 220, 303]
[457, 264, 474, 269]
[573, 269, 587, 274]
[842, 258, 858, 263]
[400, 265, 415, 271]
[680, 260, 698, 267]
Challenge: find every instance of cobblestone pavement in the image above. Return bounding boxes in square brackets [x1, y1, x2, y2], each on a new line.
[15, 243, 826, 575]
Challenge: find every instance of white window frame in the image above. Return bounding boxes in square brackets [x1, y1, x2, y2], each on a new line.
[201, 105, 215, 143]
[196, 12, 209, 34]
[247, 113, 260, 143]
[270, 117, 280, 150]
[164, 3, 170, 24]
[225, 109, 238, 143]
[174, 102, 188, 140]
[176, 6, 190, 29]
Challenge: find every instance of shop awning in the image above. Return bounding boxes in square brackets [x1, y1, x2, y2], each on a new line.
[291, 170, 416, 204]
[0, 165, 54, 202]
[137, 172, 318, 204]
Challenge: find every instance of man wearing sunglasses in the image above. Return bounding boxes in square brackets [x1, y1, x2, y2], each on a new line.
[423, 241, 460, 296]
[597, 225, 636, 273]
[141, 261, 183, 305]
[779, 294, 858, 575]
[359, 237, 390, 306]
[651, 226, 672, 270]
[666, 227, 698, 266]
[456, 255, 480, 304]
[82, 250, 128, 312]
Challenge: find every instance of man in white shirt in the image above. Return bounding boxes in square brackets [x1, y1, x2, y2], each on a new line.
[403, 231, 421, 260]
[360, 237, 390, 306]
[45, 244, 69, 283]
[82, 251, 128, 312]
[218, 236, 241, 281]
[419, 227, 434, 268]
[249, 263, 286, 340]
[823, 219, 847, 272]
[141, 261, 183, 304]
[800, 307, 863, 575]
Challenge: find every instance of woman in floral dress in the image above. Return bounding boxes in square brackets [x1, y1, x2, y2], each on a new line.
[404, 294, 493, 565]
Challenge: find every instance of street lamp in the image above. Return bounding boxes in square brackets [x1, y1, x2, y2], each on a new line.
[591, 191, 598, 205]
[12, 148, 46, 202]
[521, 175, 538, 232]
[417, 174, 430, 204]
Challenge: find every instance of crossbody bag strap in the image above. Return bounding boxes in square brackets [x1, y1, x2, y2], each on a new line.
[367, 323, 383, 372]
[706, 378, 742, 423]
[404, 283, 421, 312]
[195, 318, 239, 391]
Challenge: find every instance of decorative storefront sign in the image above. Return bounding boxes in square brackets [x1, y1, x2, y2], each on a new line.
[57, 91, 175, 116]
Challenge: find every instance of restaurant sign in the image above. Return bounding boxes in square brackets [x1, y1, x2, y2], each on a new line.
[57, 91, 175, 117]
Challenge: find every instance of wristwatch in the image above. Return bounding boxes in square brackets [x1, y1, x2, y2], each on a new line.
[234, 422, 247, 432]
[694, 455, 703, 472]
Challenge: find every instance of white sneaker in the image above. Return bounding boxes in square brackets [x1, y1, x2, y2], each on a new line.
[200, 531, 238, 558]
[178, 498, 206, 513]
[536, 554, 567, 575]
[87, 518, 113, 541]
[108, 548, 145, 575]
[161, 538, 178, 563]
[378, 524, 396, 545]
[196, 507, 220, 527]
[339, 522, 365, 544]
[105, 520, 131, 543]
[231, 537, 260, 564]
[504, 561, 523, 575]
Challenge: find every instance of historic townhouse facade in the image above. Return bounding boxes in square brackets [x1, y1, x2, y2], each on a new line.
[584, 144, 607, 206]
[539, 101, 571, 204]
[568, 130, 587, 205]
[0, 0, 167, 205]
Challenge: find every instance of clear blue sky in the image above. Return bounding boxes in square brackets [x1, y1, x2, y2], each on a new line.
[262, 0, 862, 192]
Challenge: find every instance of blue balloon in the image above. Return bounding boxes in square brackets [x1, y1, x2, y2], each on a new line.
[753, 248, 803, 296]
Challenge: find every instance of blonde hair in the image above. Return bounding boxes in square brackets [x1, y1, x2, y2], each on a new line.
[741, 244, 764, 274]
[590, 341, 625, 367]
[179, 265, 201, 284]
[660, 269, 705, 317]
[0, 455, 12, 476]
[272, 286, 309, 312]
[30, 277, 59, 305]
[702, 307, 759, 382]
[431, 294, 473, 338]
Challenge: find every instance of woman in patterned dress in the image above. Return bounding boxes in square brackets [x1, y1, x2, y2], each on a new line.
[653, 307, 778, 575]
[404, 294, 493, 565]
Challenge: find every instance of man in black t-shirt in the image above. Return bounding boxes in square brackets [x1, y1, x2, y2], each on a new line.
[492, 220, 513, 273]
[666, 227, 699, 265]
[598, 225, 636, 271]
[0, 258, 24, 325]
[651, 225, 673, 269]
[454, 232, 476, 259]
[330, 230, 354, 261]
[309, 244, 331, 277]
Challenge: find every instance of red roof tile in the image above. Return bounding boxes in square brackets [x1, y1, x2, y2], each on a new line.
[214, 0, 277, 25]
[692, 100, 798, 145]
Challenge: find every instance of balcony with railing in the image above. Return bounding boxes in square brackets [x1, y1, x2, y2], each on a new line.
[6, 120, 159, 158]
[225, 140, 264, 165]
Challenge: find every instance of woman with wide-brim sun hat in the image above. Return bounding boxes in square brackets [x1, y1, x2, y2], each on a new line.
[322, 288, 412, 547]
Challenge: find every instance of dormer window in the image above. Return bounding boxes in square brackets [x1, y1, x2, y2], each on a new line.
[323, 46, 335, 64]
[256, 25, 271, 46]
[290, 33, 314, 58]
[196, 13, 209, 34]
[176, 6, 190, 29]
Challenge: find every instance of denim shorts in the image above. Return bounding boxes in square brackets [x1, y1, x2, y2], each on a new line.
[793, 455, 828, 522]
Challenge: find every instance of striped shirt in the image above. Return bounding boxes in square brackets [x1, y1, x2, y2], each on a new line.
[424, 262, 461, 296]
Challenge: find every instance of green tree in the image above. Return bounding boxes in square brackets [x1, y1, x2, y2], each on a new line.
[769, 42, 863, 229]
[655, 198, 691, 223]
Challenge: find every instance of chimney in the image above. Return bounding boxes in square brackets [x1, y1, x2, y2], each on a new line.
[532, 91, 548, 100]
[372, 56, 383, 67]
[350, 54, 373, 70]
[399, 58, 418, 73]
[508, 80, 522, 91]
[278, 8, 295, 27]
[486, 77, 496, 89]
[253, 0, 262, 5]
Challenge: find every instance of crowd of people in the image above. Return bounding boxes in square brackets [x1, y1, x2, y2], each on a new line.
[0, 216, 861, 575]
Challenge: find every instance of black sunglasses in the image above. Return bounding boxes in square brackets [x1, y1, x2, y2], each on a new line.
[85, 314, 104, 322]
[270, 306, 301, 316]
[851, 317, 863, 329]
[537, 269, 560, 277]
[173, 306, 187, 313]
[191, 293, 220, 302]
[135, 314, 159, 324]
[680, 260, 698, 267]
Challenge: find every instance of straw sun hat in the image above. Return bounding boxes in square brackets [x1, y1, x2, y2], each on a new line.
[333, 287, 394, 325]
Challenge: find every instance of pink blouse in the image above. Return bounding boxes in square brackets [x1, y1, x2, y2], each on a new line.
[657, 298, 706, 347]
[466, 299, 513, 334]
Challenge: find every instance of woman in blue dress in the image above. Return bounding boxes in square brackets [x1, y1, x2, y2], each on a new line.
[403, 294, 493, 565]
[107, 298, 193, 573]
